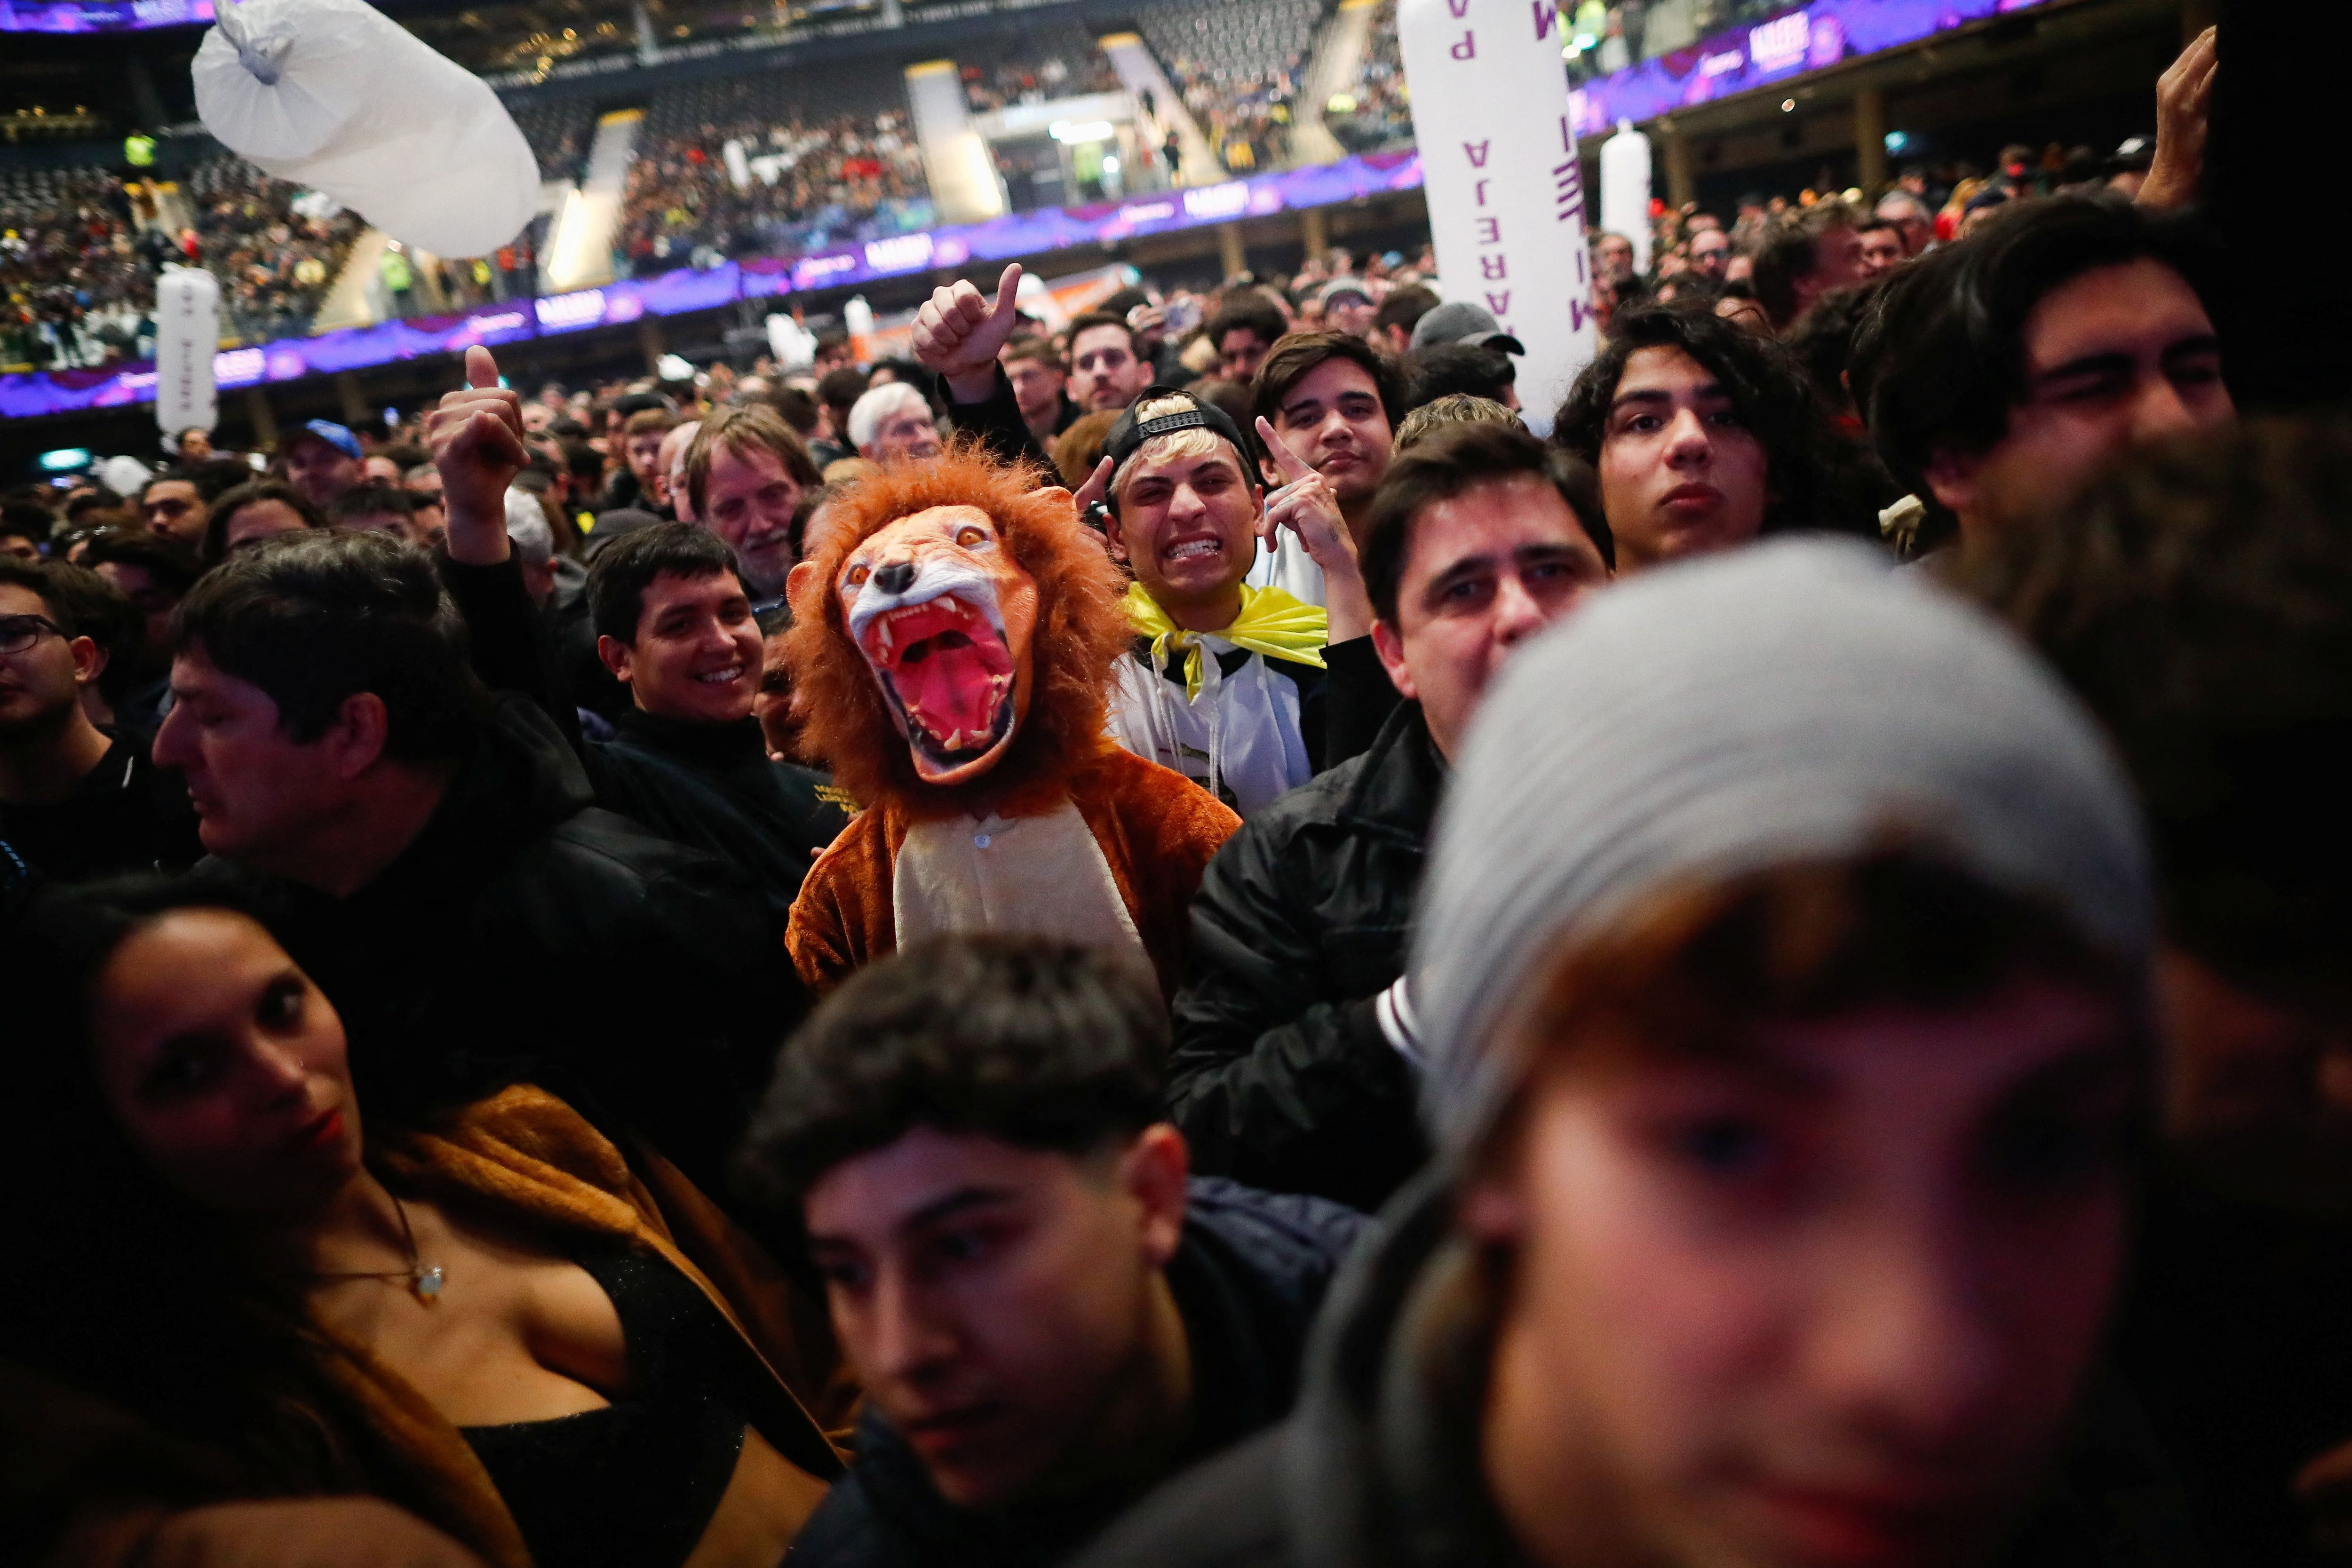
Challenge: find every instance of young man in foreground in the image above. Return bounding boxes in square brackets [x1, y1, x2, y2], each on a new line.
[1088, 540, 2184, 1568]
[738, 935, 1365, 1568]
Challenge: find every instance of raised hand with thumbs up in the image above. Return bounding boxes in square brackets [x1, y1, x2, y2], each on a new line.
[427, 344, 529, 565]
[912, 262, 1028, 405]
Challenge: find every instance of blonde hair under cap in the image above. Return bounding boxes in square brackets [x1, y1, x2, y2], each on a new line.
[1409, 537, 2153, 1170]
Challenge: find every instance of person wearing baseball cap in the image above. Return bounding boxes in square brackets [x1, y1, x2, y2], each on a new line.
[1097, 386, 1376, 817]
[1406, 299, 1526, 357]
[277, 419, 364, 513]
[1318, 277, 1378, 341]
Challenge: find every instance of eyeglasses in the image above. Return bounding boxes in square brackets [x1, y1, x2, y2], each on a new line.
[0, 614, 65, 656]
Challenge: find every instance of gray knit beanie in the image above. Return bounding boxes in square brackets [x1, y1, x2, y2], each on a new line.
[1411, 537, 2152, 1168]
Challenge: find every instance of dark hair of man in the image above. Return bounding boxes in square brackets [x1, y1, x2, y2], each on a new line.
[1788, 279, 1887, 417]
[1552, 300, 1875, 542]
[2, 500, 52, 545]
[1373, 284, 1441, 341]
[817, 365, 870, 422]
[1205, 296, 1288, 355]
[189, 457, 259, 503]
[734, 934, 1168, 1205]
[684, 404, 823, 521]
[622, 407, 678, 439]
[1964, 418, 2352, 1000]
[83, 530, 203, 596]
[1407, 341, 1517, 409]
[771, 384, 822, 436]
[611, 390, 671, 421]
[202, 480, 324, 566]
[1394, 393, 1525, 454]
[1853, 214, 1898, 240]
[1851, 196, 2217, 552]
[588, 520, 741, 644]
[170, 529, 485, 763]
[39, 562, 142, 707]
[1750, 199, 1859, 328]
[562, 439, 604, 488]
[1251, 330, 1408, 429]
[375, 443, 427, 472]
[0, 556, 72, 630]
[325, 483, 417, 528]
[1361, 422, 1611, 627]
[64, 491, 125, 525]
[1186, 377, 1255, 435]
[1001, 335, 1065, 372]
[1066, 310, 1146, 361]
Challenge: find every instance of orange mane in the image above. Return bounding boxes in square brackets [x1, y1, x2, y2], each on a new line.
[785, 437, 1132, 820]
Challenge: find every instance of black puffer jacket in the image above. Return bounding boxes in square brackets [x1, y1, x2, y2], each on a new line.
[200, 695, 804, 1200]
[789, 1178, 1367, 1568]
[1167, 702, 1441, 1212]
[1080, 1177, 2210, 1568]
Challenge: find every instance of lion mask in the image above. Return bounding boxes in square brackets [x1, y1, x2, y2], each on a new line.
[785, 440, 1131, 820]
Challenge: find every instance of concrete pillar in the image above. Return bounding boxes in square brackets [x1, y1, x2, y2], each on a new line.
[1218, 221, 1246, 279]
[334, 372, 369, 430]
[1300, 206, 1328, 262]
[244, 388, 278, 448]
[1660, 120, 1695, 211]
[1854, 86, 1887, 193]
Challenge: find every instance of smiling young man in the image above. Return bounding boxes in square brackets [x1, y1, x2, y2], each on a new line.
[1553, 301, 1867, 572]
[1248, 332, 1405, 608]
[1088, 540, 2181, 1568]
[685, 404, 825, 610]
[1168, 424, 1613, 1211]
[1098, 389, 1374, 817]
[738, 934, 1365, 1568]
[588, 522, 849, 917]
[1854, 197, 2231, 562]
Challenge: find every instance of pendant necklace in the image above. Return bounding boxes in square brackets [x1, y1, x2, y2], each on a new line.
[302, 1194, 446, 1304]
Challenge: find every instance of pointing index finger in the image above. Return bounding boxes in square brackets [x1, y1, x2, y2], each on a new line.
[1255, 415, 1313, 480]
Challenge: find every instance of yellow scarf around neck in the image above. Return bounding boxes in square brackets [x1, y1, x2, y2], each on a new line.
[1126, 581, 1328, 703]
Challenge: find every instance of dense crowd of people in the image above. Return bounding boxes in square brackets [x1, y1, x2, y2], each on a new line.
[2, 158, 367, 370]
[23, 24, 2352, 1568]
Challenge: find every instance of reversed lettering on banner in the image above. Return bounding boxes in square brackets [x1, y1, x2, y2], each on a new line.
[1399, 0, 1599, 418]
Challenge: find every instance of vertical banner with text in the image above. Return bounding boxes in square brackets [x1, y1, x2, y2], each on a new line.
[1398, 0, 1597, 421]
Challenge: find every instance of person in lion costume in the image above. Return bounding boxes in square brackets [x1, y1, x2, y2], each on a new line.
[782, 440, 1241, 997]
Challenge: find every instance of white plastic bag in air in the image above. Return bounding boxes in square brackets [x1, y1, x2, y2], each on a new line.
[193, 0, 540, 260]
[153, 264, 221, 438]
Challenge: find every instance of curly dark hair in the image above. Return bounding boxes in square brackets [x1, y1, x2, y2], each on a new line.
[1550, 300, 1881, 542]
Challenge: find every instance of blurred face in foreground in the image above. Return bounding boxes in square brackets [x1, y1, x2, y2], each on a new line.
[1467, 971, 2137, 1568]
[804, 1124, 1190, 1508]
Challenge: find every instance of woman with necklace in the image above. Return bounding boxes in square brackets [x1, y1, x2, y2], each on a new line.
[4, 876, 846, 1568]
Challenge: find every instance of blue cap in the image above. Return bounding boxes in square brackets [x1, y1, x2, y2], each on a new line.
[291, 420, 362, 461]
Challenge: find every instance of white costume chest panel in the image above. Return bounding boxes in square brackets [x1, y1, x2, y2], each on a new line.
[891, 798, 1151, 981]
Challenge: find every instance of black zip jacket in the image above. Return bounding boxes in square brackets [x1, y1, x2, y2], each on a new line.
[1167, 703, 1440, 1212]
[587, 709, 851, 920]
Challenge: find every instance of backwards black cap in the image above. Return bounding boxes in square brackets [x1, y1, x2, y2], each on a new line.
[1099, 387, 1260, 510]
